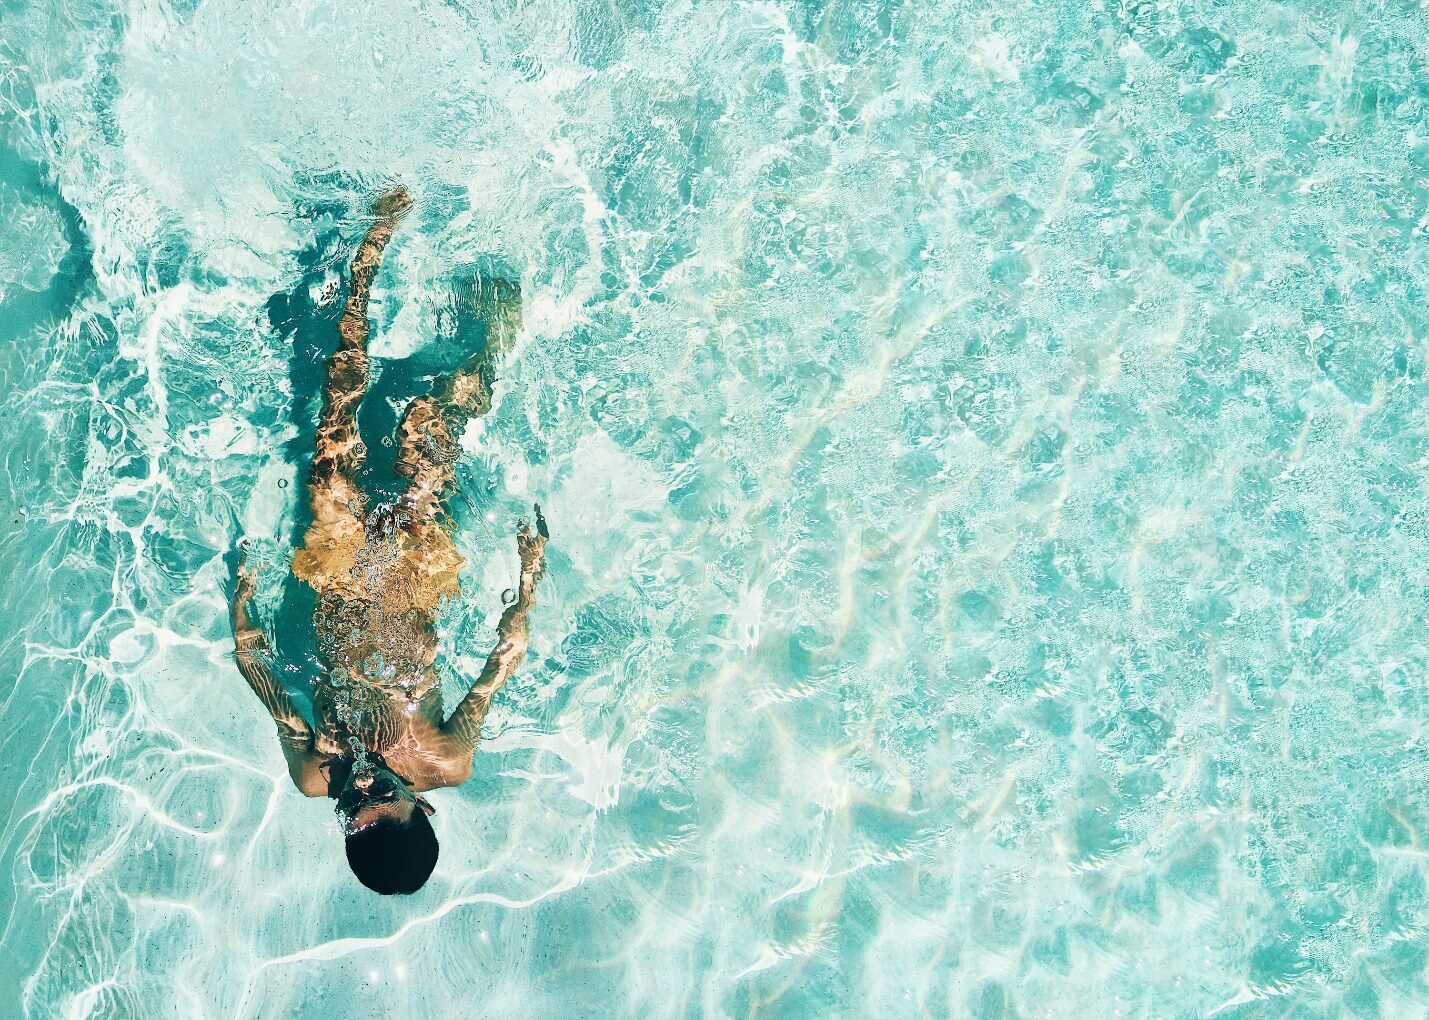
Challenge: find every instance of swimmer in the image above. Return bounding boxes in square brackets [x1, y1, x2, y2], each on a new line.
[228, 186, 546, 895]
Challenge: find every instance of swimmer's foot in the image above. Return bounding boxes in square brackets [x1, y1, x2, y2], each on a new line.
[371, 185, 413, 220]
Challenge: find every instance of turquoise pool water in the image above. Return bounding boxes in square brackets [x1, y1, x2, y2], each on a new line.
[1, 0, 1427, 1016]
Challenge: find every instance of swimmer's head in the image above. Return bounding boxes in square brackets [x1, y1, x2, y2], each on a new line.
[334, 759, 438, 895]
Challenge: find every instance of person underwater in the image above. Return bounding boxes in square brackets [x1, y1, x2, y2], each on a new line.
[229, 187, 547, 894]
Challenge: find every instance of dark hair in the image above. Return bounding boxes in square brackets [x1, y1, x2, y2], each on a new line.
[344, 810, 439, 895]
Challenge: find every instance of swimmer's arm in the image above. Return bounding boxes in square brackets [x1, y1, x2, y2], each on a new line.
[231, 564, 326, 796]
[437, 509, 548, 774]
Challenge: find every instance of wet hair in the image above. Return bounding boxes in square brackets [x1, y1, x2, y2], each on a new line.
[344, 809, 439, 895]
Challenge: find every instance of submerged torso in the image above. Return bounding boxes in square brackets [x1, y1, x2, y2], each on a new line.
[291, 504, 467, 781]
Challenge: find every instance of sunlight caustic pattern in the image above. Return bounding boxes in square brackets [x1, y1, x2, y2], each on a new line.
[1, 0, 1427, 1016]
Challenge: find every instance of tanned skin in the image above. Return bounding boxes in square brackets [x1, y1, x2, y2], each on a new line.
[229, 187, 545, 829]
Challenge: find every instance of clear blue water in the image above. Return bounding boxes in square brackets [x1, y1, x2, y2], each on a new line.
[1, 1, 1427, 1016]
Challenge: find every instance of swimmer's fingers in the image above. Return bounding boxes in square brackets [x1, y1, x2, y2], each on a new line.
[516, 505, 547, 547]
[516, 530, 543, 569]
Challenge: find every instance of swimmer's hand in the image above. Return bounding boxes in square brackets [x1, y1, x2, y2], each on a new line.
[230, 554, 266, 654]
[516, 503, 548, 584]
[233, 559, 257, 608]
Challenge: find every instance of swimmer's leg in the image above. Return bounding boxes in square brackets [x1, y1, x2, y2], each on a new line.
[395, 277, 522, 520]
[306, 187, 412, 525]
